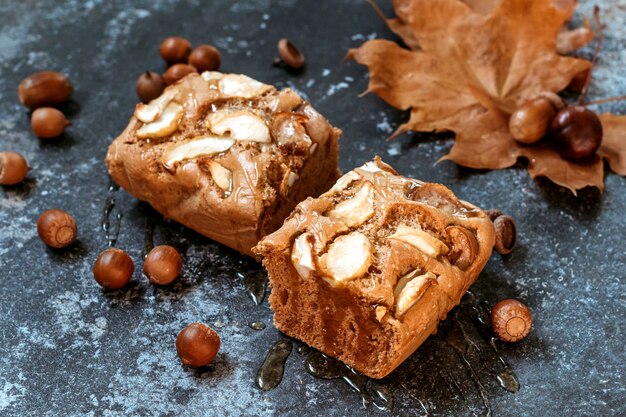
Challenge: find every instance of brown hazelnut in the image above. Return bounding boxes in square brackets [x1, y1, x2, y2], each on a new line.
[493, 215, 516, 255]
[188, 44, 221, 72]
[160, 36, 192, 65]
[491, 299, 532, 342]
[17, 71, 73, 110]
[484, 209, 504, 222]
[509, 97, 557, 144]
[136, 71, 166, 103]
[37, 209, 77, 249]
[31, 107, 69, 139]
[143, 245, 182, 285]
[93, 248, 134, 289]
[276, 38, 305, 69]
[163, 64, 197, 85]
[446, 226, 478, 270]
[0, 151, 29, 185]
[176, 322, 220, 367]
[550, 106, 603, 160]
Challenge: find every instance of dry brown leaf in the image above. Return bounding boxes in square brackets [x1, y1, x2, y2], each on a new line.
[598, 113, 626, 176]
[348, 0, 625, 193]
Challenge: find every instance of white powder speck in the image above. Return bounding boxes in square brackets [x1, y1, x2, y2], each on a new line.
[326, 82, 349, 96]
[322, 68, 331, 77]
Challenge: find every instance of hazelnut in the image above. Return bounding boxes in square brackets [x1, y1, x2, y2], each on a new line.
[160, 36, 192, 65]
[163, 64, 197, 85]
[550, 106, 603, 160]
[143, 245, 182, 285]
[484, 209, 504, 222]
[17, 71, 73, 110]
[31, 107, 69, 139]
[446, 226, 478, 270]
[188, 45, 221, 72]
[0, 151, 29, 185]
[509, 97, 556, 144]
[493, 215, 516, 255]
[491, 299, 532, 342]
[176, 322, 220, 367]
[136, 71, 166, 103]
[37, 209, 77, 249]
[93, 248, 134, 289]
[276, 38, 305, 69]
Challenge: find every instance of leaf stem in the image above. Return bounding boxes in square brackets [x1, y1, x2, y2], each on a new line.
[583, 95, 626, 106]
[577, 6, 603, 105]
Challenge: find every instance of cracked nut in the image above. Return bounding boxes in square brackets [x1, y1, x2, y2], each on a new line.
[386, 225, 449, 257]
[136, 102, 183, 139]
[326, 183, 375, 228]
[319, 232, 372, 284]
[0, 151, 29, 185]
[202, 72, 272, 99]
[394, 270, 437, 317]
[276, 38, 305, 69]
[31, 107, 69, 139]
[491, 299, 532, 342]
[161, 136, 235, 170]
[207, 110, 270, 143]
[446, 226, 478, 270]
[18, 71, 73, 110]
[134, 88, 177, 123]
[37, 209, 77, 249]
[279, 170, 299, 198]
[494, 215, 516, 255]
[291, 233, 316, 279]
[207, 160, 233, 194]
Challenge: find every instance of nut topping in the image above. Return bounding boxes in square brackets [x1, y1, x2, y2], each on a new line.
[329, 171, 361, 193]
[134, 88, 177, 123]
[326, 183, 375, 228]
[319, 232, 372, 284]
[394, 271, 437, 317]
[203, 73, 272, 98]
[161, 136, 235, 170]
[207, 110, 270, 143]
[136, 102, 183, 139]
[279, 171, 299, 198]
[291, 233, 316, 279]
[386, 225, 449, 257]
[207, 160, 233, 195]
[446, 225, 478, 270]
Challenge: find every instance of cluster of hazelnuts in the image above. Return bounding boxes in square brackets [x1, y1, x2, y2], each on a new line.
[135, 36, 222, 103]
[92, 245, 220, 366]
[509, 92, 603, 161]
[33, 207, 220, 366]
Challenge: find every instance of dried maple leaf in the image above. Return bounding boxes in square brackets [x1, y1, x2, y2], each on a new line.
[348, 0, 625, 194]
[599, 113, 626, 176]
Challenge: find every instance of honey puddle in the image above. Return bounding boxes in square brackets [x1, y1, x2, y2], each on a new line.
[255, 339, 293, 391]
[101, 181, 121, 247]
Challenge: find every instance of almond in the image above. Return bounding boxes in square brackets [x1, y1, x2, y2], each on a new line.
[161, 136, 235, 170]
[386, 225, 449, 257]
[134, 88, 177, 123]
[207, 110, 270, 143]
[326, 183, 375, 228]
[394, 271, 437, 317]
[136, 102, 183, 139]
[291, 233, 316, 279]
[319, 232, 372, 284]
[207, 160, 233, 195]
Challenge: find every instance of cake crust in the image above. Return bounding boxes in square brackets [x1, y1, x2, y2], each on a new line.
[254, 158, 495, 378]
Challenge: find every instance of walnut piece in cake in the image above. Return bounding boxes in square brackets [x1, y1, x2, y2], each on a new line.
[106, 72, 341, 255]
[253, 158, 495, 378]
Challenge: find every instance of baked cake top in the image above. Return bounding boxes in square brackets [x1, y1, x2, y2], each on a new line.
[254, 158, 495, 320]
[106, 72, 340, 248]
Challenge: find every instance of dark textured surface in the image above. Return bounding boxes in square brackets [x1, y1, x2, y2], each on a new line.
[1, 1, 625, 416]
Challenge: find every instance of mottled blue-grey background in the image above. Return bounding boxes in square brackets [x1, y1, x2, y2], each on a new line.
[1, 1, 625, 416]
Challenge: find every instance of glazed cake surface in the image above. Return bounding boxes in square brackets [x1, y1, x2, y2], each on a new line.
[254, 158, 495, 378]
[106, 72, 341, 255]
